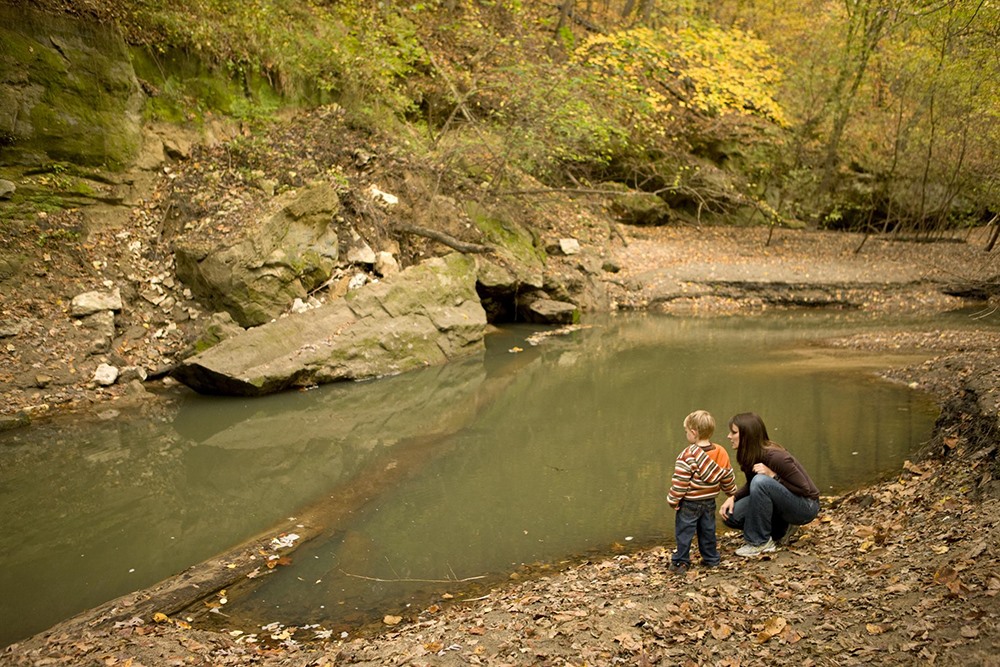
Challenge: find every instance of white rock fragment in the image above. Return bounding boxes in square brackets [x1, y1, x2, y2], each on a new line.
[93, 363, 119, 386]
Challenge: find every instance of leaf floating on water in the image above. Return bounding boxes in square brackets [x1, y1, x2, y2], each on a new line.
[267, 556, 293, 569]
[383, 615, 403, 626]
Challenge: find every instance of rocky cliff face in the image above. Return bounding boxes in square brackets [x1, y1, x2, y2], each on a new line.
[0, 4, 143, 168]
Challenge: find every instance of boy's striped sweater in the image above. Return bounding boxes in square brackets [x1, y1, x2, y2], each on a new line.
[668, 443, 737, 508]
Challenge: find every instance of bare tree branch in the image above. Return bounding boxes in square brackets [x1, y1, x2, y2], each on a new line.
[392, 222, 494, 254]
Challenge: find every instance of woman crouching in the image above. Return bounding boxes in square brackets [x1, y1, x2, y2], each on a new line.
[719, 412, 820, 556]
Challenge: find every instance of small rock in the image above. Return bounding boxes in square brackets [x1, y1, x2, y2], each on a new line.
[368, 184, 399, 206]
[119, 366, 148, 383]
[0, 320, 26, 338]
[0, 411, 30, 432]
[93, 363, 119, 386]
[347, 235, 377, 265]
[72, 288, 123, 317]
[375, 251, 400, 277]
[522, 298, 580, 325]
[124, 379, 148, 396]
[0, 179, 15, 200]
[559, 238, 581, 255]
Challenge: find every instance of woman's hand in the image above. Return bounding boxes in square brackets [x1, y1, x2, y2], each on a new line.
[720, 496, 735, 519]
[753, 463, 776, 478]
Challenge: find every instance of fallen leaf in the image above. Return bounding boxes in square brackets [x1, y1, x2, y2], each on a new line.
[613, 633, 642, 652]
[934, 565, 959, 585]
[710, 621, 733, 640]
[266, 556, 293, 569]
[780, 625, 803, 643]
[384, 615, 402, 626]
[755, 616, 787, 644]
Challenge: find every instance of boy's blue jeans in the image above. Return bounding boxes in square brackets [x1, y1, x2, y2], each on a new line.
[672, 498, 720, 567]
[723, 475, 820, 545]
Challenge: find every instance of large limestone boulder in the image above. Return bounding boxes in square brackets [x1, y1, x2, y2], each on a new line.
[171, 253, 486, 396]
[466, 202, 546, 322]
[174, 182, 342, 327]
[606, 187, 672, 225]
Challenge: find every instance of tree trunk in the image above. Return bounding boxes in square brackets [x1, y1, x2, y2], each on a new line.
[985, 214, 1000, 252]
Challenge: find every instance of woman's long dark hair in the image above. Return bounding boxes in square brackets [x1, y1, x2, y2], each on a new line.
[730, 412, 781, 468]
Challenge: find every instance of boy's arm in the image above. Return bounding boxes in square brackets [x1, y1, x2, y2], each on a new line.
[720, 465, 737, 496]
[667, 454, 693, 509]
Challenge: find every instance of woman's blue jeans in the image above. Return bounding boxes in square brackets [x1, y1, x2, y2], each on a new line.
[723, 475, 820, 545]
[673, 498, 720, 566]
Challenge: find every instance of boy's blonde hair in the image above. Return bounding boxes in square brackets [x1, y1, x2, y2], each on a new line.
[684, 410, 715, 439]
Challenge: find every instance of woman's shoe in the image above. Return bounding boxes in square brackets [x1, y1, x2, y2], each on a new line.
[735, 538, 777, 557]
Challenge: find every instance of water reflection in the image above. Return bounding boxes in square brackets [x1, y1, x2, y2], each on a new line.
[0, 355, 490, 647]
[0, 312, 947, 646]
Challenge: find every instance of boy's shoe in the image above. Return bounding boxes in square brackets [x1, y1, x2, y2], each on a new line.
[736, 538, 777, 557]
[668, 562, 688, 575]
[778, 524, 800, 546]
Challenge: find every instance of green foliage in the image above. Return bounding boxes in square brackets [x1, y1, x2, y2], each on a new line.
[119, 0, 427, 123]
[480, 62, 636, 180]
[35, 227, 81, 247]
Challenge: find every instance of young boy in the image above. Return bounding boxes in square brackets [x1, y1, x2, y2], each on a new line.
[667, 410, 737, 573]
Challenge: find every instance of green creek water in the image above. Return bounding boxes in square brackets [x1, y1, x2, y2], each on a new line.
[0, 312, 951, 647]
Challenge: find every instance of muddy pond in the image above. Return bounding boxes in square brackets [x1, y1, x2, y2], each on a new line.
[0, 311, 953, 647]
